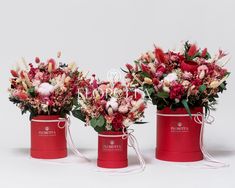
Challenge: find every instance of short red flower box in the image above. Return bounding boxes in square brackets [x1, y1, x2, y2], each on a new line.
[31, 115, 67, 159]
[97, 131, 128, 168]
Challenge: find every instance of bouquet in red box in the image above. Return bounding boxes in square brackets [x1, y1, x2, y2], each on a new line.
[123, 42, 230, 162]
[9, 54, 89, 159]
[72, 76, 146, 169]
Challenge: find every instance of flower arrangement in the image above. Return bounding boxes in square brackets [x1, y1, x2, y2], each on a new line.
[72, 76, 146, 133]
[123, 42, 230, 115]
[9, 54, 89, 119]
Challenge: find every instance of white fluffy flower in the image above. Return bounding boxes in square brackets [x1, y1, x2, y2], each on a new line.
[106, 97, 119, 111]
[37, 83, 54, 97]
[164, 72, 178, 83]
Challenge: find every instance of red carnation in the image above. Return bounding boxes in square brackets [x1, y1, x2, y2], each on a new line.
[169, 83, 185, 100]
[153, 78, 159, 85]
[156, 65, 166, 73]
[188, 44, 198, 57]
[191, 78, 202, 86]
[112, 114, 124, 131]
[155, 48, 166, 63]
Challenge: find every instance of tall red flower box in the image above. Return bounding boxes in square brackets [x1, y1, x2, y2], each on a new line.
[156, 107, 203, 162]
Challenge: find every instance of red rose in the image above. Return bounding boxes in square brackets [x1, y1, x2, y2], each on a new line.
[169, 83, 184, 100]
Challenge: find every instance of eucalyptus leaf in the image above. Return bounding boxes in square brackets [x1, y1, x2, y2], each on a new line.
[181, 99, 192, 117]
[27, 87, 36, 97]
[90, 118, 97, 128]
[157, 92, 169, 98]
[96, 115, 105, 127]
[199, 84, 206, 92]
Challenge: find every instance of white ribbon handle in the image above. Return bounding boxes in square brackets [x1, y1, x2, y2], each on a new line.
[193, 113, 229, 169]
[58, 117, 90, 162]
[124, 129, 146, 172]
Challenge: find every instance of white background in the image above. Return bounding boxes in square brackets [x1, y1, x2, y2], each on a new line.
[0, 0, 235, 187]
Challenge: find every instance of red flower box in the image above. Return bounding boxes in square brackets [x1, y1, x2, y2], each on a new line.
[97, 131, 128, 168]
[31, 115, 67, 159]
[156, 107, 203, 162]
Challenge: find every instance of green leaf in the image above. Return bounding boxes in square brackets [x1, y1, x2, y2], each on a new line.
[94, 125, 106, 133]
[72, 98, 78, 106]
[219, 82, 225, 90]
[199, 84, 206, 92]
[181, 99, 192, 117]
[90, 118, 97, 128]
[140, 72, 151, 78]
[90, 115, 106, 128]
[205, 52, 211, 60]
[157, 92, 169, 98]
[72, 110, 86, 122]
[96, 115, 105, 127]
[27, 87, 36, 97]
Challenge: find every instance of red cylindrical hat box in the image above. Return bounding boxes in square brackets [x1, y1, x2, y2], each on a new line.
[156, 107, 203, 162]
[97, 131, 128, 168]
[31, 115, 67, 159]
